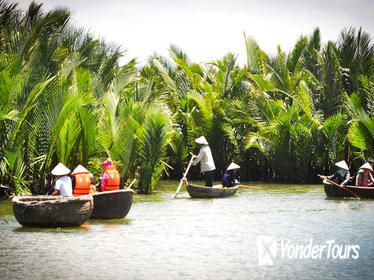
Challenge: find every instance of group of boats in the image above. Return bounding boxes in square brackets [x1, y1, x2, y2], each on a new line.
[12, 178, 373, 228]
[12, 183, 238, 228]
[12, 189, 133, 227]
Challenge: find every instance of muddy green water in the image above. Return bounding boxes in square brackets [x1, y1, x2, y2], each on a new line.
[1, 181, 374, 280]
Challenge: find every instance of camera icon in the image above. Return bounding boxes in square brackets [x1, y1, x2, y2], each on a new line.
[257, 235, 277, 266]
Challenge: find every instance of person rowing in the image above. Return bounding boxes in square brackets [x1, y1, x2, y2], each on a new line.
[324, 160, 351, 186]
[191, 136, 216, 187]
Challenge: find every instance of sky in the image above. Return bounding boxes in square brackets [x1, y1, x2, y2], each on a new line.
[16, 0, 374, 66]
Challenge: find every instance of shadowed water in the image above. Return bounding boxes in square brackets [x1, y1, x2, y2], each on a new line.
[1, 181, 374, 279]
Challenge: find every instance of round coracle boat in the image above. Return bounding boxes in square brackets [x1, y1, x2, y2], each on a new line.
[323, 180, 374, 199]
[90, 189, 133, 219]
[12, 195, 93, 227]
[186, 184, 238, 198]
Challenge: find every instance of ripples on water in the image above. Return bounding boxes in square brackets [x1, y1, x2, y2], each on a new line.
[1, 182, 374, 279]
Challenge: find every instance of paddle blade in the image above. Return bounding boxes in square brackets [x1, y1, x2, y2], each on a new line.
[174, 180, 184, 198]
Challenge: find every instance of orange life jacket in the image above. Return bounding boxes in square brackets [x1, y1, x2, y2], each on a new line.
[73, 173, 91, 196]
[104, 166, 120, 191]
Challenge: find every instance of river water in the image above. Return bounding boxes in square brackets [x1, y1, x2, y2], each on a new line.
[1, 181, 374, 280]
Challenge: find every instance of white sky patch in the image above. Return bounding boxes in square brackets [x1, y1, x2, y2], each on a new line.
[15, 0, 374, 66]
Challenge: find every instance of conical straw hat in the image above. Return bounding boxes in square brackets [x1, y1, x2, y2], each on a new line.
[335, 160, 349, 171]
[71, 164, 89, 175]
[360, 162, 373, 172]
[195, 136, 208, 145]
[227, 162, 240, 171]
[51, 163, 70, 176]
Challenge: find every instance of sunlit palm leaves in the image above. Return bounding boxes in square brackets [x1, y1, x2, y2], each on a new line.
[1, 0, 374, 191]
[138, 108, 174, 194]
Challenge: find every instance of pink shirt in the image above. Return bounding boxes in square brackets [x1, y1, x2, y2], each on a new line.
[101, 172, 109, 191]
[101, 163, 113, 191]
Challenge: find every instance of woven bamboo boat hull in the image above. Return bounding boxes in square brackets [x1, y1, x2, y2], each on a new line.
[90, 189, 133, 219]
[186, 184, 238, 198]
[13, 195, 93, 227]
[324, 181, 374, 198]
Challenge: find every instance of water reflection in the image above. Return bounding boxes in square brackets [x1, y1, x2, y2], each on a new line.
[1, 182, 374, 279]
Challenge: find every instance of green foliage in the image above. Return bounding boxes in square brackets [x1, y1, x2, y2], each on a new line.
[138, 109, 174, 194]
[1, 0, 374, 194]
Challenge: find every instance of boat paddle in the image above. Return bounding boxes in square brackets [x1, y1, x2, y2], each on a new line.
[318, 174, 361, 199]
[126, 178, 136, 190]
[174, 155, 195, 198]
[238, 185, 261, 189]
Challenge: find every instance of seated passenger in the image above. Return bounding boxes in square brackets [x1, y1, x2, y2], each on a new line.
[51, 163, 72, 196]
[101, 157, 120, 192]
[326, 160, 350, 186]
[72, 165, 95, 196]
[222, 162, 240, 188]
[355, 163, 374, 187]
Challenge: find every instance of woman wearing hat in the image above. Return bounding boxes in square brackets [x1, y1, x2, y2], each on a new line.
[355, 162, 374, 186]
[222, 162, 240, 188]
[72, 164, 96, 196]
[326, 160, 351, 186]
[51, 163, 73, 196]
[192, 136, 216, 187]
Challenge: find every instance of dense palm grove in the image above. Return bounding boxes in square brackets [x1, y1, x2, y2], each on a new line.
[1, 1, 374, 195]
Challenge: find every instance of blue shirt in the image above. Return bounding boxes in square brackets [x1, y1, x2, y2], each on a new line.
[222, 170, 237, 187]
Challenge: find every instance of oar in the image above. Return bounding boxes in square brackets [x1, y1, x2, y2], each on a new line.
[239, 185, 261, 189]
[174, 156, 195, 198]
[126, 178, 136, 190]
[318, 174, 361, 199]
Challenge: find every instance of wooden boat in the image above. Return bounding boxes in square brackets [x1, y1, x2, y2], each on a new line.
[186, 184, 238, 198]
[12, 195, 93, 227]
[90, 189, 133, 219]
[323, 180, 374, 198]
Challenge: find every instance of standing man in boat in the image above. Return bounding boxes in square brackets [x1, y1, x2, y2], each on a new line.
[325, 160, 351, 186]
[222, 162, 240, 188]
[191, 136, 216, 187]
[101, 157, 120, 192]
[51, 163, 73, 196]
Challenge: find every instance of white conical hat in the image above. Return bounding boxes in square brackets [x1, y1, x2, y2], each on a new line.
[335, 160, 349, 171]
[71, 164, 89, 175]
[195, 136, 208, 145]
[360, 162, 373, 172]
[51, 163, 70, 176]
[227, 162, 240, 171]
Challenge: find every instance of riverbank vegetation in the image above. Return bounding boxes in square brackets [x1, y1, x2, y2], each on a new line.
[0, 1, 373, 195]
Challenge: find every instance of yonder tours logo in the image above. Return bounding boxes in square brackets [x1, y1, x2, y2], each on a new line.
[256, 236, 360, 266]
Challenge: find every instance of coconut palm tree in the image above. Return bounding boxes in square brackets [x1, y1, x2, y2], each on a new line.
[138, 108, 174, 194]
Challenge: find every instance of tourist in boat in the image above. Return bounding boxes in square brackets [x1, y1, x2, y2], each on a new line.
[355, 162, 374, 187]
[326, 160, 351, 186]
[51, 163, 73, 196]
[222, 162, 240, 188]
[192, 136, 216, 187]
[101, 157, 120, 191]
[71, 165, 96, 196]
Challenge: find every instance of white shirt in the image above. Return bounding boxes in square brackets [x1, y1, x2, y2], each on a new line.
[192, 145, 216, 173]
[55, 176, 73, 196]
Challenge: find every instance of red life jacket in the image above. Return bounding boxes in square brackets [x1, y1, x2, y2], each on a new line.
[104, 166, 120, 191]
[73, 173, 91, 196]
